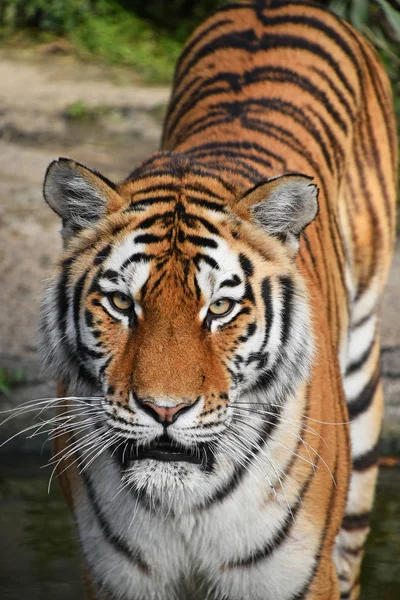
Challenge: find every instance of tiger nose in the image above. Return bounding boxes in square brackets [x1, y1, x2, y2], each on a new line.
[141, 401, 190, 424]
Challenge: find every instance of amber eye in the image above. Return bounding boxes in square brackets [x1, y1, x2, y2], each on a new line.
[208, 298, 234, 317]
[109, 292, 133, 312]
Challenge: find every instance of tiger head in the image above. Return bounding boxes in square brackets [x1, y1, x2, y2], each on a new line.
[40, 153, 318, 508]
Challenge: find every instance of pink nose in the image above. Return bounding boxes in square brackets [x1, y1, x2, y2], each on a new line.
[142, 402, 190, 424]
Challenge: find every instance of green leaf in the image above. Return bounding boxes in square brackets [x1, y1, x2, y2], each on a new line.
[377, 0, 400, 41]
[350, 0, 370, 29]
[328, 0, 349, 19]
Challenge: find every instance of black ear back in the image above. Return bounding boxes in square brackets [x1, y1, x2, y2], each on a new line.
[43, 158, 120, 234]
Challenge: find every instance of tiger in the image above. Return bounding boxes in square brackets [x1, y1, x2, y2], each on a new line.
[38, 1, 397, 599]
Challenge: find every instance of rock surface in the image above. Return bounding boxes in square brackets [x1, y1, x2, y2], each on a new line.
[0, 53, 399, 454]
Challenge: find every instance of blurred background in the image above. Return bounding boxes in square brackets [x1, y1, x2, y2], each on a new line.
[0, 1, 399, 598]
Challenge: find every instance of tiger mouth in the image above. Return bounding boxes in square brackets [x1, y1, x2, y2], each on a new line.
[112, 434, 212, 468]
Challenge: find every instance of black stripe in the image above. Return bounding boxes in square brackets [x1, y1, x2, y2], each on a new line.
[219, 306, 252, 329]
[199, 405, 281, 509]
[80, 344, 104, 360]
[137, 212, 173, 229]
[345, 338, 375, 376]
[239, 253, 254, 277]
[347, 371, 380, 420]
[353, 444, 379, 472]
[310, 66, 356, 121]
[79, 467, 150, 572]
[291, 410, 340, 599]
[186, 234, 218, 249]
[102, 269, 120, 282]
[187, 196, 227, 213]
[261, 277, 273, 349]
[85, 309, 94, 328]
[134, 233, 165, 245]
[340, 18, 396, 218]
[227, 466, 315, 567]
[184, 183, 227, 201]
[194, 253, 219, 270]
[243, 99, 335, 172]
[188, 139, 283, 168]
[174, 18, 233, 78]
[73, 270, 91, 358]
[124, 195, 176, 212]
[189, 146, 273, 176]
[279, 276, 294, 346]
[341, 512, 371, 531]
[122, 253, 151, 270]
[147, 271, 167, 297]
[254, 11, 361, 88]
[220, 275, 241, 288]
[177, 29, 355, 106]
[183, 213, 221, 235]
[94, 244, 112, 266]
[57, 256, 75, 341]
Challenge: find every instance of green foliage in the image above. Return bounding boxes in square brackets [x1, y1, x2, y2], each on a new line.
[0, 367, 25, 394]
[64, 101, 109, 121]
[70, 1, 182, 82]
[122, 0, 225, 42]
[0, 0, 183, 82]
[0, 0, 90, 34]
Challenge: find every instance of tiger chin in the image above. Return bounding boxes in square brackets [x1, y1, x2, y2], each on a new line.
[38, 1, 396, 600]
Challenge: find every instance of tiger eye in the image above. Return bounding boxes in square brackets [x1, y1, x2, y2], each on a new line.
[208, 298, 234, 317]
[110, 292, 133, 312]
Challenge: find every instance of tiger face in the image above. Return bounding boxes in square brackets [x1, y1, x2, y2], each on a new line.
[40, 154, 318, 508]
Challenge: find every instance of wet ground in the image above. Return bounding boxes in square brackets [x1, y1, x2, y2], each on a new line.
[0, 455, 399, 600]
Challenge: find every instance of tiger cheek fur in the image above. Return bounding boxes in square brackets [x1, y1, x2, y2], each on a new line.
[38, 1, 396, 600]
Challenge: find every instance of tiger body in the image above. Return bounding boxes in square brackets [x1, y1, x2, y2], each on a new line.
[39, 2, 397, 600]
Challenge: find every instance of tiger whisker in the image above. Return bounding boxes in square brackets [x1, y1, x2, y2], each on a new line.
[233, 402, 350, 425]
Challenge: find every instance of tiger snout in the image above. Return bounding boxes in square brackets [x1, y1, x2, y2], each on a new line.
[133, 394, 202, 425]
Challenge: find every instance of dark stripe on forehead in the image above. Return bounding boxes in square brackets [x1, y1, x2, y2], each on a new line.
[135, 233, 165, 245]
[124, 195, 176, 213]
[187, 196, 227, 213]
[137, 211, 174, 229]
[133, 183, 179, 195]
[194, 253, 219, 270]
[186, 234, 218, 249]
[183, 213, 221, 236]
[122, 253, 152, 270]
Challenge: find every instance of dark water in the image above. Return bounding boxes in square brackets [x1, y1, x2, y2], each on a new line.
[0, 457, 399, 599]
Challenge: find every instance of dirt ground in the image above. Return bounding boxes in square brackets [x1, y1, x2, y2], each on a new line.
[0, 52, 399, 453]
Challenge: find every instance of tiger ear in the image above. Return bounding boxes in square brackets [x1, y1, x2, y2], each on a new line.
[236, 174, 319, 254]
[43, 158, 122, 238]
